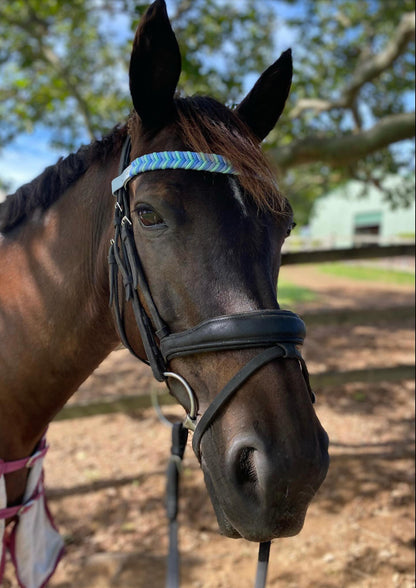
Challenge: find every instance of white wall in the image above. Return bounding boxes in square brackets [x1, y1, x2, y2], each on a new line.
[308, 176, 415, 248]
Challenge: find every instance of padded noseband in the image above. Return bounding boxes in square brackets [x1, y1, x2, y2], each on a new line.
[160, 310, 305, 360]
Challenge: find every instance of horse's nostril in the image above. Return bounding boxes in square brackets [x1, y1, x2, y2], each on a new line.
[235, 446, 258, 486]
[227, 436, 275, 502]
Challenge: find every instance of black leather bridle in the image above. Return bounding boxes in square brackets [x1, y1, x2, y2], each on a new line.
[108, 138, 315, 587]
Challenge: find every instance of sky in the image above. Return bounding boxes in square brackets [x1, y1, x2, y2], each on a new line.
[0, 129, 59, 197]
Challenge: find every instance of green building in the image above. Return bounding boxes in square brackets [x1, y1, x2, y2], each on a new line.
[307, 176, 415, 248]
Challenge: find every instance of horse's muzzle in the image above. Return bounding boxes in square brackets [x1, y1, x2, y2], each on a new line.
[201, 423, 329, 542]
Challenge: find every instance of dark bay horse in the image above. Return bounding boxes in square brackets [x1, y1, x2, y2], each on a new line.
[0, 0, 328, 584]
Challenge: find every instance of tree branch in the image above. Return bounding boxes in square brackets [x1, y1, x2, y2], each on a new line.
[39, 43, 97, 140]
[290, 11, 415, 118]
[273, 111, 415, 170]
[345, 11, 415, 104]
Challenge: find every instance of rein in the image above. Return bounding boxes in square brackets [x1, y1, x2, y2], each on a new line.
[109, 138, 315, 587]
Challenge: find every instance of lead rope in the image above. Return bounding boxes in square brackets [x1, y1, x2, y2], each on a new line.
[255, 541, 271, 588]
[164, 422, 271, 588]
[166, 423, 188, 588]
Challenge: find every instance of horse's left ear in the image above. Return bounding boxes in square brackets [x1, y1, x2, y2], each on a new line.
[236, 49, 292, 142]
[129, 0, 181, 129]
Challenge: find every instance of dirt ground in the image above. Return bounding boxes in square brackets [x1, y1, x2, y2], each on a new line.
[2, 264, 415, 588]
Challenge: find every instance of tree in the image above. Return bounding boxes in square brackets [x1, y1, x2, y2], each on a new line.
[1, 0, 414, 220]
[0, 0, 275, 150]
[267, 0, 415, 221]
[0, 1, 127, 149]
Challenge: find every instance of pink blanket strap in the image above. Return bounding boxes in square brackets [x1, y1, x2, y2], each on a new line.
[0, 439, 48, 477]
[0, 436, 48, 520]
[0, 495, 41, 521]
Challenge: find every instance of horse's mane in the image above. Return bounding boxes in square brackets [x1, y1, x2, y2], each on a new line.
[1, 95, 284, 234]
[0, 125, 128, 233]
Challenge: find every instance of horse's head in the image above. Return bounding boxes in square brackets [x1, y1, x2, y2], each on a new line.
[114, 0, 329, 542]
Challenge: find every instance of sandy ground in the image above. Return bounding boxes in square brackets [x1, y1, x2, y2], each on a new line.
[2, 264, 415, 588]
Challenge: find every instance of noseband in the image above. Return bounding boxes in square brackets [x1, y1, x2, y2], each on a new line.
[108, 138, 314, 586]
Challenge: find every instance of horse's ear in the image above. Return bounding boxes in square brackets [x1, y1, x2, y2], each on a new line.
[129, 0, 181, 129]
[236, 49, 292, 142]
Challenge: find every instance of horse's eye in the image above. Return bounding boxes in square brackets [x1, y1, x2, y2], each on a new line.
[287, 221, 296, 236]
[136, 206, 165, 228]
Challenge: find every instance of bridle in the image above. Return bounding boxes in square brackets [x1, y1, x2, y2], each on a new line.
[108, 137, 315, 587]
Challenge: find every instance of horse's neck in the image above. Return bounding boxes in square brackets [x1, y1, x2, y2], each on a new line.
[0, 161, 120, 461]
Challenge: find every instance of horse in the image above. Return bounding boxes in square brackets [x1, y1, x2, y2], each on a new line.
[0, 1, 329, 585]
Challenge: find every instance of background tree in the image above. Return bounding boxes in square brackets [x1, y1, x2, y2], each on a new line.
[0, 0, 275, 149]
[269, 0, 415, 222]
[0, 0, 414, 221]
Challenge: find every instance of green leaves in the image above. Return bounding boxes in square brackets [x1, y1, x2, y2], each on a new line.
[0, 0, 276, 151]
[269, 0, 415, 216]
[0, 0, 129, 149]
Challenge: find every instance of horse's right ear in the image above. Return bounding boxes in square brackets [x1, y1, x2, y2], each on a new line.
[129, 0, 181, 130]
[236, 49, 292, 142]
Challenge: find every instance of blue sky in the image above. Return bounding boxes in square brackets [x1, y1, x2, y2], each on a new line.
[0, 129, 60, 197]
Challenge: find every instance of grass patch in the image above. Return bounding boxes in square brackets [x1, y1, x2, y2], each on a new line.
[277, 280, 318, 307]
[316, 263, 415, 286]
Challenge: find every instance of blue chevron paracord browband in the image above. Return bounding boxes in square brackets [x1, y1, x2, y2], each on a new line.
[112, 151, 238, 193]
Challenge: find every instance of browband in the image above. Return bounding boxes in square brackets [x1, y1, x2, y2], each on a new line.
[160, 310, 306, 361]
[112, 151, 238, 192]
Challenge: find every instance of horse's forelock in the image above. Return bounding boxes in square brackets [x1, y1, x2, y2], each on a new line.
[174, 96, 285, 215]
